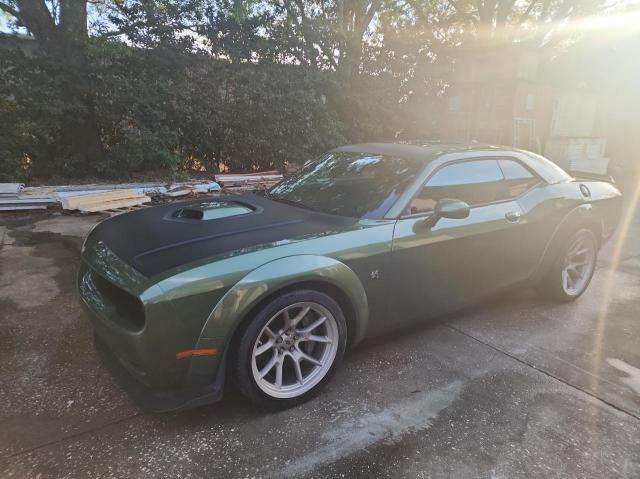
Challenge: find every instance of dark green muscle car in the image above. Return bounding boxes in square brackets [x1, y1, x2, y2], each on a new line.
[78, 143, 622, 411]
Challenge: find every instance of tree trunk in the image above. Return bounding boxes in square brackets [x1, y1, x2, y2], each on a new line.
[12, 0, 104, 175]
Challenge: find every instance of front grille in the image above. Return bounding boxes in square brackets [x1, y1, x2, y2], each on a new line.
[88, 270, 146, 331]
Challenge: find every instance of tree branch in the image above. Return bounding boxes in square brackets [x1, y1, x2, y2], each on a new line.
[282, 0, 316, 67]
[519, 0, 537, 24]
[363, 0, 381, 30]
[0, 1, 21, 20]
[15, 0, 57, 43]
[446, 0, 479, 26]
[97, 28, 124, 38]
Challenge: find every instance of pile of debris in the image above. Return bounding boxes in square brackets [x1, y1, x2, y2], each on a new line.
[0, 180, 221, 213]
[0, 183, 57, 211]
[215, 172, 283, 190]
[163, 181, 221, 198]
[0, 172, 283, 213]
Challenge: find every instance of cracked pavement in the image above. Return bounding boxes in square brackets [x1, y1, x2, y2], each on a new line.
[1, 198, 639, 478]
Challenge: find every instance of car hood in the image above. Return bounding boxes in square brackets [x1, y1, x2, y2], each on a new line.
[85, 193, 356, 278]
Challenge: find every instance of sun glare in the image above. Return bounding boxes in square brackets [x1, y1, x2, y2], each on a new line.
[560, 9, 640, 34]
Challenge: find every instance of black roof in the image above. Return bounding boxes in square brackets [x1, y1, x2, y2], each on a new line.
[331, 142, 518, 162]
[331, 142, 572, 185]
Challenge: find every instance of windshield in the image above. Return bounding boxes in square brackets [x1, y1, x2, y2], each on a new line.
[269, 152, 423, 218]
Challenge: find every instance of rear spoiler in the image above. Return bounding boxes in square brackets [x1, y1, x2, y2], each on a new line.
[569, 171, 616, 183]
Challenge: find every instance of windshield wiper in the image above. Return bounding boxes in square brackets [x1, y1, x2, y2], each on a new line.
[270, 196, 320, 212]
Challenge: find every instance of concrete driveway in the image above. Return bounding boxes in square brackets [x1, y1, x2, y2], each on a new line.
[1, 200, 639, 478]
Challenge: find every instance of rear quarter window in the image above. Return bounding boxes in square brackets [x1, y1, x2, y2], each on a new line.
[525, 152, 572, 183]
[498, 158, 541, 197]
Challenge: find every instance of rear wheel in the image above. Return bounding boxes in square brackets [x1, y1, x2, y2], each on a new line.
[234, 290, 347, 410]
[543, 228, 598, 302]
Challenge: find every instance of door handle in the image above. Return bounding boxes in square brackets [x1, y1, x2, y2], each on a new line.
[505, 211, 522, 223]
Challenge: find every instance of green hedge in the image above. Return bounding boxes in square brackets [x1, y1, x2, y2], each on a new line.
[1, 40, 414, 181]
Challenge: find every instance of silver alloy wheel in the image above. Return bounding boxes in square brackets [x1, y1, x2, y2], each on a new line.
[251, 301, 339, 399]
[561, 230, 597, 296]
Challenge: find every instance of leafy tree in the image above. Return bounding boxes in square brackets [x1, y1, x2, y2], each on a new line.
[0, 0, 103, 174]
[107, 0, 207, 50]
[0, 0, 624, 181]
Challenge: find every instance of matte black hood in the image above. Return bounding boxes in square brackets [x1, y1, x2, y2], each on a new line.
[87, 193, 355, 277]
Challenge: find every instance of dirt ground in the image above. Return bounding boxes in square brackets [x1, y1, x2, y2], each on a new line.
[1, 202, 639, 478]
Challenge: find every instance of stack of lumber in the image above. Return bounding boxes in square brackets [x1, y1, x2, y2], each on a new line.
[0, 183, 57, 211]
[215, 171, 283, 190]
[31, 182, 167, 197]
[1, 180, 221, 213]
[59, 189, 151, 212]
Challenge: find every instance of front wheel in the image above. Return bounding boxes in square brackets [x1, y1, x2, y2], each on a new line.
[543, 228, 599, 302]
[233, 290, 347, 410]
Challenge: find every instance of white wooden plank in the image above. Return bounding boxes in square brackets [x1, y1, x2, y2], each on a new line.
[78, 196, 151, 212]
[60, 189, 145, 210]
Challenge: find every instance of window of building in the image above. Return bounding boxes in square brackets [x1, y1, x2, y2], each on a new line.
[449, 95, 462, 111]
[526, 93, 535, 111]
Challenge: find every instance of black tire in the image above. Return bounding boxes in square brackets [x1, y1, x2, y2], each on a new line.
[233, 289, 347, 410]
[542, 227, 599, 303]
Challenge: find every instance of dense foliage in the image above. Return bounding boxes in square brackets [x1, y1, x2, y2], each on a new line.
[0, 42, 349, 180]
[0, 0, 628, 181]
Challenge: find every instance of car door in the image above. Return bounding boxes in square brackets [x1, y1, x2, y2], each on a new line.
[496, 156, 548, 278]
[390, 158, 531, 322]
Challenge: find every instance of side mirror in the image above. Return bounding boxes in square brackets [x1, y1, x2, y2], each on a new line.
[434, 198, 470, 219]
[414, 198, 470, 232]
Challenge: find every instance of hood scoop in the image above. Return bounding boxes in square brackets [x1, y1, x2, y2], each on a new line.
[172, 200, 254, 221]
[89, 192, 356, 277]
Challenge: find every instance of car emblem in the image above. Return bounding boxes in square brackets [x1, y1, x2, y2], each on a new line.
[370, 270, 380, 280]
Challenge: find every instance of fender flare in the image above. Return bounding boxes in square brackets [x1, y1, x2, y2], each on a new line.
[532, 203, 603, 283]
[195, 254, 369, 354]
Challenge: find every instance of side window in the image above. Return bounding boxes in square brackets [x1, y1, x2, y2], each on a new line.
[498, 158, 540, 198]
[407, 159, 506, 214]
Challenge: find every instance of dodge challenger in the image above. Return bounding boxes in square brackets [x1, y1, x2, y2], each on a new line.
[78, 143, 622, 411]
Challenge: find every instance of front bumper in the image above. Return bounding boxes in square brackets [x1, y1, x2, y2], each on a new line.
[78, 253, 226, 412]
[94, 334, 225, 412]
